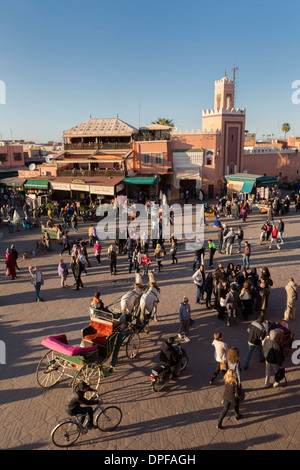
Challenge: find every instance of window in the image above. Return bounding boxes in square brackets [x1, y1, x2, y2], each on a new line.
[0, 153, 7, 162]
[14, 153, 22, 161]
[141, 153, 151, 165]
[205, 151, 214, 166]
[154, 153, 163, 165]
[226, 94, 232, 108]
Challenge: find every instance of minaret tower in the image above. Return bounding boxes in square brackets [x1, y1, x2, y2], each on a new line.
[202, 68, 246, 175]
[214, 69, 235, 111]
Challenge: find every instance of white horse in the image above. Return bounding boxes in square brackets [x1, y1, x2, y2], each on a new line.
[139, 273, 160, 324]
[119, 273, 145, 322]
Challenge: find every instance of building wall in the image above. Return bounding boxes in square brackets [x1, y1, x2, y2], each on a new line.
[0, 145, 24, 167]
[242, 149, 300, 180]
[132, 140, 172, 174]
[170, 132, 223, 198]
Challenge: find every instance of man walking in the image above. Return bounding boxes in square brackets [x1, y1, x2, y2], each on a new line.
[224, 227, 236, 255]
[74, 258, 84, 290]
[242, 241, 251, 269]
[269, 224, 281, 250]
[284, 278, 298, 321]
[192, 267, 204, 304]
[236, 226, 244, 253]
[208, 240, 216, 268]
[29, 265, 44, 302]
[243, 315, 266, 369]
[61, 232, 71, 256]
[58, 259, 69, 288]
[178, 296, 191, 341]
[263, 329, 284, 388]
[277, 219, 285, 244]
[108, 244, 118, 275]
[221, 225, 228, 253]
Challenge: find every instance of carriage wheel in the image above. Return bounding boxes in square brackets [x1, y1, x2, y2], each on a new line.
[72, 363, 101, 398]
[126, 332, 140, 359]
[36, 350, 65, 388]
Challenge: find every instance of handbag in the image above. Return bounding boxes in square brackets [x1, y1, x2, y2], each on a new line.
[189, 318, 195, 327]
[220, 362, 227, 371]
[220, 297, 226, 307]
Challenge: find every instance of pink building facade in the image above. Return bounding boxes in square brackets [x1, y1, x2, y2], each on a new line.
[0, 144, 24, 168]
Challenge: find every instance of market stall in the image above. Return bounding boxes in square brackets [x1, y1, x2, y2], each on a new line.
[225, 173, 277, 200]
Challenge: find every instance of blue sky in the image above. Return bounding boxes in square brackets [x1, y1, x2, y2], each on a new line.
[0, 0, 300, 142]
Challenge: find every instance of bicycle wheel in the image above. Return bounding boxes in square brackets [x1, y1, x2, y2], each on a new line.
[36, 350, 65, 388]
[51, 420, 81, 447]
[180, 354, 188, 371]
[72, 362, 101, 398]
[126, 332, 140, 359]
[96, 406, 122, 432]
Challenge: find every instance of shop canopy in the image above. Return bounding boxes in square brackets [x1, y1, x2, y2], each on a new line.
[225, 173, 277, 194]
[122, 176, 157, 185]
[256, 176, 278, 186]
[24, 179, 49, 189]
[0, 177, 26, 187]
[241, 180, 255, 193]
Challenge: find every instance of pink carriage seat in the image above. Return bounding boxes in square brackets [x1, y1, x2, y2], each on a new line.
[41, 334, 98, 357]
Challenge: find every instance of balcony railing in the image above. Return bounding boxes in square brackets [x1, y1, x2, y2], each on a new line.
[135, 131, 171, 142]
[64, 142, 132, 151]
[57, 169, 125, 178]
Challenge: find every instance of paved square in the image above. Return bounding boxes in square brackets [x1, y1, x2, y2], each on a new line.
[0, 200, 299, 450]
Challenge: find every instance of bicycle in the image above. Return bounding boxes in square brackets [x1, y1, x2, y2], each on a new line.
[51, 393, 122, 447]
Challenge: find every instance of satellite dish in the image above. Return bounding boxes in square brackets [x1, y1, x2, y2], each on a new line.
[29, 163, 37, 171]
[46, 154, 53, 163]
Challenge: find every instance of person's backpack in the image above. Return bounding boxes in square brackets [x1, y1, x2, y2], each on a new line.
[275, 367, 287, 386]
[272, 228, 278, 238]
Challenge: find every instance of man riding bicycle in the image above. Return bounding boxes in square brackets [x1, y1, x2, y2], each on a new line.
[65, 381, 98, 429]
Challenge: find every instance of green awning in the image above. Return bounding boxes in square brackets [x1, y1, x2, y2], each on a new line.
[256, 176, 277, 185]
[24, 179, 49, 189]
[241, 181, 254, 193]
[122, 176, 157, 185]
[225, 175, 257, 183]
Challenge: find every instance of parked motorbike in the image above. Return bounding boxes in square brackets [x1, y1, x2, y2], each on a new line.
[150, 343, 188, 392]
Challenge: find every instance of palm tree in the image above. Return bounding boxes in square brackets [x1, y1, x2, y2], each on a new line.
[151, 117, 174, 127]
[282, 122, 291, 139]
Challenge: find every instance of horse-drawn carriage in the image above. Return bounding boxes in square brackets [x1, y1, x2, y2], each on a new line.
[36, 273, 160, 392]
[36, 311, 140, 393]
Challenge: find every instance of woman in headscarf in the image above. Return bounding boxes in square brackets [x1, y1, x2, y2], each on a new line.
[5, 248, 17, 279]
[10, 245, 20, 271]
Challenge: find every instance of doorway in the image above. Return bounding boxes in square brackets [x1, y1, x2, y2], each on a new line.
[208, 185, 214, 199]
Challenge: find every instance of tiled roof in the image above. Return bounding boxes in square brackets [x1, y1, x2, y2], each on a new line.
[63, 118, 138, 137]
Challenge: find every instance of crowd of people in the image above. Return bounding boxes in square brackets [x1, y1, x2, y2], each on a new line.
[192, 262, 275, 324]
